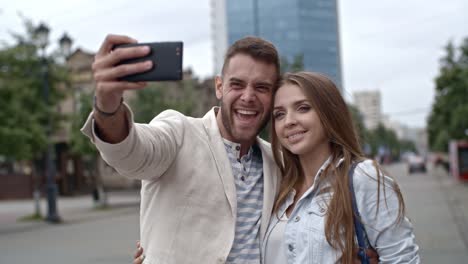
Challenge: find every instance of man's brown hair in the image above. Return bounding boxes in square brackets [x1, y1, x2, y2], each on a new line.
[221, 36, 280, 81]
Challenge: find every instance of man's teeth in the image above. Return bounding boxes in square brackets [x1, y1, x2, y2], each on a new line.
[237, 110, 257, 115]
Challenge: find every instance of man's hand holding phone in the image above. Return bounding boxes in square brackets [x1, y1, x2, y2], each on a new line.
[92, 34, 183, 115]
[92, 34, 152, 114]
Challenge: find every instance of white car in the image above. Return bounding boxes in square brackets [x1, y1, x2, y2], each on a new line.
[408, 155, 427, 174]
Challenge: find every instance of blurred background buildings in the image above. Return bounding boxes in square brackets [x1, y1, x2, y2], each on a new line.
[0, 0, 466, 201]
[212, 0, 343, 89]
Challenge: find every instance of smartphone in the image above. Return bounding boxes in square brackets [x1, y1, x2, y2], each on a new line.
[114, 41, 183, 82]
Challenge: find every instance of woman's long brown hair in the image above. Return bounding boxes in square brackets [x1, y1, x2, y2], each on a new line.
[271, 72, 405, 264]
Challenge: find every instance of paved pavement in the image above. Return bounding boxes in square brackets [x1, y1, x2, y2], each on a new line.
[0, 191, 141, 263]
[0, 163, 467, 263]
[389, 162, 468, 263]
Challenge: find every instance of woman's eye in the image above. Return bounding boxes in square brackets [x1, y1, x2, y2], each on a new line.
[298, 105, 311, 112]
[273, 112, 284, 119]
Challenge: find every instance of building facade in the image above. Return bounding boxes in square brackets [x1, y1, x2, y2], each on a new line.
[353, 90, 382, 130]
[211, 0, 343, 89]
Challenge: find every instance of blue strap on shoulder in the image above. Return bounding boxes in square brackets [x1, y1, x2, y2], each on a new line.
[348, 162, 370, 264]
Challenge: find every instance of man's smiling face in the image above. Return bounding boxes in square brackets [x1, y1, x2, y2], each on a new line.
[215, 53, 277, 145]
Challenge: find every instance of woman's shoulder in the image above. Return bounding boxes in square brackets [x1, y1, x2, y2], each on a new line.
[352, 159, 395, 191]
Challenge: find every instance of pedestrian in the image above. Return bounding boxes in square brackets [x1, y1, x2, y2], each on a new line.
[263, 71, 420, 263]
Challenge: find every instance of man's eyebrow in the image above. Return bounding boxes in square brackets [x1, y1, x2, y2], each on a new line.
[228, 77, 246, 84]
[255, 81, 274, 87]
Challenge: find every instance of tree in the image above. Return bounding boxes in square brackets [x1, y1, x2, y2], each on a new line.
[428, 38, 468, 151]
[280, 54, 304, 74]
[69, 92, 109, 208]
[0, 18, 67, 163]
[131, 79, 197, 123]
[347, 104, 367, 146]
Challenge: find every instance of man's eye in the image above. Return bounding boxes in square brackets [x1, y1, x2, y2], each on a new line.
[256, 86, 270, 92]
[231, 82, 242, 88]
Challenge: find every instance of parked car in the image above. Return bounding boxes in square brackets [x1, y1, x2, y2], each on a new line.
[407, 154, 427, 174]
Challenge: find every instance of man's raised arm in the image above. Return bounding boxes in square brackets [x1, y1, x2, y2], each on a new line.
[91, 34, 153, 143]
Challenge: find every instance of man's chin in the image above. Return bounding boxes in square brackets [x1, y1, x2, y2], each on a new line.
[232, 128, 259, 142]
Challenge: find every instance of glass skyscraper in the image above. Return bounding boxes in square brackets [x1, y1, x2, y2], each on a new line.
[212, 0, 343, 90]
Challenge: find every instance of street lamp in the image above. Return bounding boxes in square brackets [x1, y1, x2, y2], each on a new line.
[34, 22, 61, 223]
[59, 32, 73, 58]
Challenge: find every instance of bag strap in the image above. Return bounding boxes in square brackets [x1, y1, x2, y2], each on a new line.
[348, 162, 370, 264]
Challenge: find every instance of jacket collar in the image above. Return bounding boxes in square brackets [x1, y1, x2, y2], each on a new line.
[202, 107, 279, 241]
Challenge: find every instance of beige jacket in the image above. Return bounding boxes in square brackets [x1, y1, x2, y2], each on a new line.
[81, 105, 280, 264]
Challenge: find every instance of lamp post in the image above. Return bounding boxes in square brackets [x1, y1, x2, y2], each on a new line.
[59, 33, 73, 58]
[34, 22, 61, 223]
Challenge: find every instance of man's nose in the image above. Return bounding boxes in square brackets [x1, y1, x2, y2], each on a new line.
[240, 86, 256, 102]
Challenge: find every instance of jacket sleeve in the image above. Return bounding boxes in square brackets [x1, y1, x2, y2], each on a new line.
[80, 103, 185, 180]
[353, 160, 421, 263]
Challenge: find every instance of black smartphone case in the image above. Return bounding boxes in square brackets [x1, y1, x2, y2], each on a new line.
[114, 42, 183, 82]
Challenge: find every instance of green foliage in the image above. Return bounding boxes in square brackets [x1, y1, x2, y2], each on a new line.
[399, 139, 417, 153]
[428, 38, 468, 151]
[280, 54, 304, 74]
[366, 124, 400, 158]
[347, 104, 366, 145]
[0, 19, 68, 161]
[348, 105, 417, 158]
[69, 92, 96, 157]
[131, 80, 197, 123]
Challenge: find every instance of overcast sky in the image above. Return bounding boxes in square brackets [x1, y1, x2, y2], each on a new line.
[1, 0, 467, 128]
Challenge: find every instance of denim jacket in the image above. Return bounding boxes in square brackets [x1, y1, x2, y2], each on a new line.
[262, 158, 420, 264]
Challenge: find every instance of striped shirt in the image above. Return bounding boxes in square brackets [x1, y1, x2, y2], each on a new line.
[223, 139, 264, 264]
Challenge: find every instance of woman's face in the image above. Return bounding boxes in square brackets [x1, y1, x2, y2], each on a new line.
[273, 83, 329, 157]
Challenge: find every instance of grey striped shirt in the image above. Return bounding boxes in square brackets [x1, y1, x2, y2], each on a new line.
[223, 139, 264, 264]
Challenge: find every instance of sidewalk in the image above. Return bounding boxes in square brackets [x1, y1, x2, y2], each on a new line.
[0, 190, 140, 236]
[432, 164, 468, 250]
[387, 162, 468, 263]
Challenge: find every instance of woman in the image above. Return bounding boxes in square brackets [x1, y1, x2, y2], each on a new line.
[263, 71, 420, 263]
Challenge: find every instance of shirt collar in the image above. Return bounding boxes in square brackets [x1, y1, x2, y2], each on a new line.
[223, 138, 255, 160]
[317, 156, 345, 177]
[286, 155, 345, 201]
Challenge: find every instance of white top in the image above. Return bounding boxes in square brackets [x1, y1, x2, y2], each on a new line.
[264, 212, 288, 264]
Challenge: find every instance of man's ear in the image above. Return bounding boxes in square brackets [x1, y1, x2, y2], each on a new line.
[215, 76, 223, 100]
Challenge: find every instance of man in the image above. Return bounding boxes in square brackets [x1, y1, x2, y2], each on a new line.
[82, 35, 281, 263]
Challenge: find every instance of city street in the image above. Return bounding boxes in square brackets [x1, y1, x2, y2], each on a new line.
[0, 163, 467, 263]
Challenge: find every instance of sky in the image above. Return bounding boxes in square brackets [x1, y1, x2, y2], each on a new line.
[1, 0, 467, 128]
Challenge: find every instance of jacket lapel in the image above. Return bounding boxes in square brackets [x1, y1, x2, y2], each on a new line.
[257, 140, 280, 241]
[201, 107, 237, 217]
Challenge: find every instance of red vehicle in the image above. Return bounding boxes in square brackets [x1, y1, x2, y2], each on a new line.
[449, 140, 468, 181]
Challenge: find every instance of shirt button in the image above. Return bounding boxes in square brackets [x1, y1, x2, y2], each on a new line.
[294, 216, 301, 222]
[241, 176, 245, 181]
[288, 244, 294, 251]
[320, 208, 326, 213]
[235, 146, 240, 151]
[217, 257, 225, 263]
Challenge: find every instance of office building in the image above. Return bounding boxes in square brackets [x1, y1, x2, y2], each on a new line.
[211, 0, 343, 89]
[353, 90, 382, 130]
